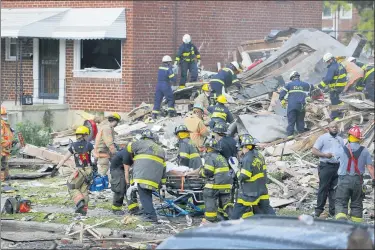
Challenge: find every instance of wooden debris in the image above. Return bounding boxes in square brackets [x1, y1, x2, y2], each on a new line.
[268, 175, 289, 197]
[270, 198, 295, 208]
[79, 222, 84, 243]
[67, 219, 114, 236]
[296, 190, 311, 210]
[8, 158, 48, 166]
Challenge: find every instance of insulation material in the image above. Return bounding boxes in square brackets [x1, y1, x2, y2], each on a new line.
[236, 114, 288, 143]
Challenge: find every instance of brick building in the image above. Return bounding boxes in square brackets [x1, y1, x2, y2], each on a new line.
[1, 1, 323, 112]
[322, 3, 360, 43]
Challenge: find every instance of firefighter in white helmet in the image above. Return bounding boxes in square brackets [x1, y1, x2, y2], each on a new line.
[318, 52, 348, 120]
[209, 61, 243, 96]
[152, 55, 177, 119]
[174, 34, 201, 89]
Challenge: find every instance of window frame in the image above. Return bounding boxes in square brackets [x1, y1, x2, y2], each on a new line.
[339, 4, 352, 19]
[5, 38, 18, 61]
[73, 39, 122, 79]
[322, 6, 333, 19]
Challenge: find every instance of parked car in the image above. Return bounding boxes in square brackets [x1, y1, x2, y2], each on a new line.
[157, 215, 374, 249]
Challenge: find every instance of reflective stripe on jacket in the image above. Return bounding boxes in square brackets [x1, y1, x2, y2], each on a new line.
[237, 149, 269, 206]
[207, 103, 234, 124]
[175, 43, 200, 62]
[127, 139, 166, 190]
[209, 67, 239, 89]
[1, 120, 14, 156]
[178, 138, 202, 170]
[319, 61, 347, 89]
[158, 64, 176, 85]
[200, 152, 233, 190]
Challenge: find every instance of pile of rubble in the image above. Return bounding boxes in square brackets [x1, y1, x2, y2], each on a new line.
[7, 28, 375, 222]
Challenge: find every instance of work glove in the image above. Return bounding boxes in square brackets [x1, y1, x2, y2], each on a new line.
[172, 64, 179, 75]
[305, 96, 312, 103]
[160, 184, 167, 193]
[174, 61, 178, 66]
[281, 99, 287, 109]
[235, 82, 243, 91]
[197, 60, 201, 67]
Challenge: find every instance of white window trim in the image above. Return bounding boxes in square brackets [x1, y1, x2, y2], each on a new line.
[322, 6, 333, 19]
[339, 4, 352, 19]
[73, 40, 122, 79]
[5, 38, 17, 61]
[33, 38, 66, 104]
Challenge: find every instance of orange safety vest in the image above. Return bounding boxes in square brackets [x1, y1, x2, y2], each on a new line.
[1, 120, 14, 156]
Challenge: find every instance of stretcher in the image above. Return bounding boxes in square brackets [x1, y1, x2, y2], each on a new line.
[153, 175, 205, 224]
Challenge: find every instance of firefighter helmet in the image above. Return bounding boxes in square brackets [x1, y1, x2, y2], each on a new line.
[182, 34, 191, 44]
[348, 125, 361, 139]
[289, 71, 300, 80]
[323, 53, 334, 63]
[174, 124, 189, 135]
[212, 122, 228, 134]
[1, 106, 7, 115]
[347, 57, 356, 63]
[204, 137, 221, 151]
[217, 95, 227, 104]
[162, 55, 172, 63]
[240, 134, 257, 147]
[230, 61, 242, 72]
[109, 112, 121, 121]
[75, 126, 90, 135]
[202, 83, 210, 92]
[193, 103, 204, 112]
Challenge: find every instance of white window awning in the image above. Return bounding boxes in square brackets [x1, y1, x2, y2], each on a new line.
[1, 8, 126, 39]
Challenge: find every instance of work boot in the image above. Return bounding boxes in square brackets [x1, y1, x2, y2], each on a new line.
[141, 215, 159, 223]
[168, 110, 177, 117]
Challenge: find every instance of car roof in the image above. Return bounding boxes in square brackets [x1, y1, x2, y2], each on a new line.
[158, 215, 375, 249]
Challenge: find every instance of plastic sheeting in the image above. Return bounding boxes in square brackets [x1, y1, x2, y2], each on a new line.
[236, 114, 288, 143]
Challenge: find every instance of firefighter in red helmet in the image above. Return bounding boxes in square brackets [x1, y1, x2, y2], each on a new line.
[335, 125, 375, 223]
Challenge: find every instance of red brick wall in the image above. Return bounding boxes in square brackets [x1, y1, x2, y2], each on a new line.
[2, 0, 322, 111]
[131, 1, 323, 106]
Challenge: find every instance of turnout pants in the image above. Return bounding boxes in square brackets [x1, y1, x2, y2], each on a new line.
[231, 203, 254, 219]
[137, 184, 157, 220]
[110, 168, 126, 210]
[315, 162, 339, 216]
[209, 81, 224, 96]
[68, 167, 92, 213]
[335, 175, 363, 222]
[253, 198, 276, 215]
[364, 77, 374, 102]
[286, 104, 305, 136]
[153, 82, 175, 114]
[1, 156, 10, 181]
[203, 188, 233, 222]
[180, 61, 198, 86]
[329, 88, 344, 120]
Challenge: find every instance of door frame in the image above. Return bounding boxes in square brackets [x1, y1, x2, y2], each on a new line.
[33, 38, 66, 104]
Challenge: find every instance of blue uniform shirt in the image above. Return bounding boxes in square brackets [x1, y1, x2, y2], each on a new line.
[313, 133, 344, 164]
[175, 43, 200, 63]
[279, 79, 313, 106]
[157, 64, 176, 85]
[208, 103, 234, 124]
[337, 142, 373, 176]
[210, 67, 240, 89]
[319, 61, 347, 89]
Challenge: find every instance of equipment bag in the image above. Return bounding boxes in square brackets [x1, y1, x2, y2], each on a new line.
[89, 175, 105, 192]
[2, 196, 31, 214]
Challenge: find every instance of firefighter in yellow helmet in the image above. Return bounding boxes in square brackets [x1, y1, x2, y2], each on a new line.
[94, 112, 121, 182]
[1, 106, 14, 181]
[194, 83, 216, 114]
[207, 95, 234, 129]
[53, 126, 94, 215]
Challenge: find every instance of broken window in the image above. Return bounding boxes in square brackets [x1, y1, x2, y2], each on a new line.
[322, 6, 332, 19]
[80, 40, 121, 70]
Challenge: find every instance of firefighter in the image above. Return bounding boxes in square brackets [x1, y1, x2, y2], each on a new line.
[94, 113, 121, 181]
[200, 137, 233, 223]
[231, 134, 274, 219]
[1, 106, 14, 181]
[207, 95, 234, 129]
[349, 58, 374, 102]
[174, 34, 201, 88]
[335, 126, 375, 223]
[152, 55, 177, 119]
[53, 126, 94, 216]
[212, 122, 237, 161]
[175, 124, 202, 170]
[194, 83, 216, 114]
[209, 62, 242, 96]
[318, 53, 348, 120]
[126, 129, 166, 222]
[279, 71, 314, 137]
[184, 104, 210, 150]
[109, 147, 134, 215]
